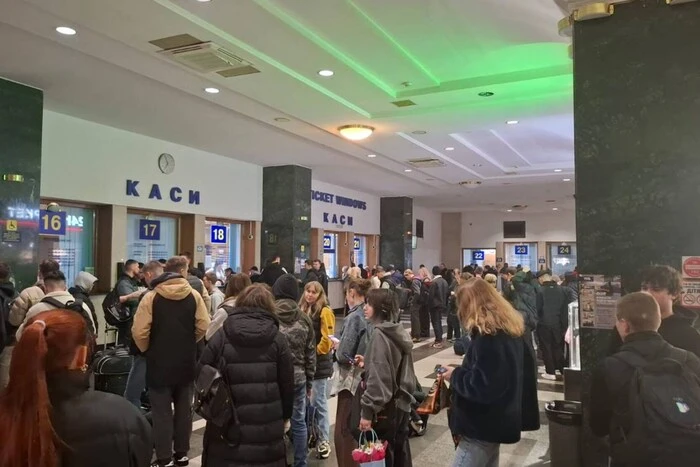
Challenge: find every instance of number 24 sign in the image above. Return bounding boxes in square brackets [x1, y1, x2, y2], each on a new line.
[138, 219, 161, 241]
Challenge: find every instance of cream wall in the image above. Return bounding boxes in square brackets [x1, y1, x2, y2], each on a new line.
[461, 210, 576, 247]
[412, 204, 442, 270]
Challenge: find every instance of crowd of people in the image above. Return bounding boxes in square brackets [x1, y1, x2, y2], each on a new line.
[1, 253, 700, 466]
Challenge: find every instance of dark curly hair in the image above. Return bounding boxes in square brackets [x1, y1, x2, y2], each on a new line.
[640, 265, 682, 296]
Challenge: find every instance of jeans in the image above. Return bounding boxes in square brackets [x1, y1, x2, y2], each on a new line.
[291, 383, 308, 467]
[430, 306, 444, 342]
[124, 355, 147, 409]
[452, 437, 500, 467]
[150, 383, 193, 462]
[311, 378, 330, 444]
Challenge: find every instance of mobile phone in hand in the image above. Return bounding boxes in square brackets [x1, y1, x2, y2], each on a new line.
[343, 353, 356, 366]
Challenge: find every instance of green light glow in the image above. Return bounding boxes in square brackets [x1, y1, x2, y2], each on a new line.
[345, 0, 440, 86]
[153, 0, 372, 117]
[253, 0, 398, 97]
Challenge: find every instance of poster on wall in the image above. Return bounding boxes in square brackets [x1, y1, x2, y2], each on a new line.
[579, 275, 622, 329]
[680, 256, 700, 310]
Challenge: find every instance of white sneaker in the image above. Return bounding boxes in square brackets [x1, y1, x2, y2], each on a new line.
[541, 373, 557, 381]
[317, 441, 331, 459]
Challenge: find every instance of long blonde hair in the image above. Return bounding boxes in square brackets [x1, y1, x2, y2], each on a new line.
[299, 281, 330, 318]
[457, 278, 524, 337]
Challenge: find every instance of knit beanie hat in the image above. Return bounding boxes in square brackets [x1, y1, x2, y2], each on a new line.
[272, 274, 300, 301]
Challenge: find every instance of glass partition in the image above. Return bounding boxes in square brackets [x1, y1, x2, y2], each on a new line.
[126, 213, 178, 263]
[204, 221, 242, 281]
[505, 242, 538, 272]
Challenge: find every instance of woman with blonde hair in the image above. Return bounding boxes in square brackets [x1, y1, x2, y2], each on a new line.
[441, 278, 539, 467]
[299, 281, 336, 459]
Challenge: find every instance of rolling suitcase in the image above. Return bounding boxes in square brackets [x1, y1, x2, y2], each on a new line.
[92, 345, 132, 396]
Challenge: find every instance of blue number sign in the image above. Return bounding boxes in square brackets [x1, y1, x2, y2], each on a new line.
[210, 225, 227, 244]
[39, 210, 66, 236]
[353, 237, 361, 251]
[557, 245, 572, 255]
[138, 219, 161, 240]
[514, 245, 529, 255]
[323, 234, 332, 250]
[472, 250, 485, 261]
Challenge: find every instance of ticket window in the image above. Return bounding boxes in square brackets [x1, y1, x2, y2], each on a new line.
[204, 221, 242, 281]
[505, 243, 538, 272]
[549, 243, 577, 277]
[322, 233, 339, 279]
[353, 236, 367, 267]
[462, 248, 497, 268]
[126, 213, 178, 263]
[38, 204, 96, 287]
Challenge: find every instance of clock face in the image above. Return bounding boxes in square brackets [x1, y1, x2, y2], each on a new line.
[158, 153, 175, 174]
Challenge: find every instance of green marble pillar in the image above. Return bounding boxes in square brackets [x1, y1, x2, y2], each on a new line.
[0, 78, 43, 290]
[379, 197, 413, 271]
[574, 1, 700, 465]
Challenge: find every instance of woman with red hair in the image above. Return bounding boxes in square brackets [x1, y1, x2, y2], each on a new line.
[0, 310, 152, 467]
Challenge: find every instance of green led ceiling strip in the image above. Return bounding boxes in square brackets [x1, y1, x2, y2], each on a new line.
[345, 0, 441, 86]
[153, 0, 371, 117]
[253, 0, 397, 97]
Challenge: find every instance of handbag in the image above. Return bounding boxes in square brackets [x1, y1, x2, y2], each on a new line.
[416, 374, 451, 415]
[352, 430, 388, 467]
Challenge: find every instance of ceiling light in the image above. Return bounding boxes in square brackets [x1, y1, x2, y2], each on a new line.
[56, 26, 77, 36]
[445, 147, 455, 151]
[338, 124, 374, 141]
[318, 69, 334, 77]
[506, 120, 519, 125]
[404, 169, 413, 173]
[196, 0, 212, 2]
[367, 154, 377, 158]
[554, 169, 562, 173]
[507, 209, 513, 212]
[563, 178, 571, 182]
[204, 87, 220, 94]
[411, 130, 427, 135]
[274, 117, 290, 122]
[478, 91, 494, 97]
[553, 208, 559, 211]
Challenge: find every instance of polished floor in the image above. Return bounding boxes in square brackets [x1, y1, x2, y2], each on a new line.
[186, 315, 562, 466]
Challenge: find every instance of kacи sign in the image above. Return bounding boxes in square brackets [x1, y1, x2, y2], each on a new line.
[514, 245, 529, 255]
[39, 210, 66, 236]
[472, 250, 485, 261]
[138, 219, 161, 241]
[557, 245, 572, 255]
[210, 225, 227, 244]
[682, 257, 700, 279]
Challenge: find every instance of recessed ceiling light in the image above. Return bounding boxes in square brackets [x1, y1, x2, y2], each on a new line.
[196, 0, 212, 2]
[404, 169, 413, 173]
[553, 208, 559, 211]
[411, 130, 427, 135]
[507, 209, 513, 212]
[204, 87, 220, 94]
[367, 154, 377, 158]
[554, 169, 562, 173]
[274, 117, 290, 122]
[506, 120, 519, 125]
[445, 147, 455, 151]
[563, 178, 571, 182]
[338, 124, 374, 141]
[478, 91, 494, 97]
[318, 69, 334, 77]
[56, 26, 77, 36]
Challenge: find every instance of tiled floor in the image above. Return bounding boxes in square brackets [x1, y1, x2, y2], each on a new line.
[186, 316, 562, 466]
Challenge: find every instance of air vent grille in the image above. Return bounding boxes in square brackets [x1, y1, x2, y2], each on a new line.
[511, 204, 528, 211]
[407, 158, 445, 168]
[157, 41, 253, 75]
[391, 99, 416, 107]
[459, 180, 483, 187]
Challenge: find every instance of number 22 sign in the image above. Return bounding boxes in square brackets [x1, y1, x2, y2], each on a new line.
[138, 219, 161, 241]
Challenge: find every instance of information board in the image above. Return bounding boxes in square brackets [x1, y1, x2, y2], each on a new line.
[580, 275, 622, 329]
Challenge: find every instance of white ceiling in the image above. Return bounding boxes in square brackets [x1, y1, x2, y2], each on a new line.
[0, 0, 574, 213]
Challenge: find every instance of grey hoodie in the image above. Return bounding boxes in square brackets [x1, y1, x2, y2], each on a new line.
[275, 298, 316, 390]
[360, 321, 416, 420]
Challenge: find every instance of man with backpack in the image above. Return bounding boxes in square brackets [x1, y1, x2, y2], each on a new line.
[114, 260, 144, 347]
[0, 262, 18, 389]
[590, 292, 700, 466]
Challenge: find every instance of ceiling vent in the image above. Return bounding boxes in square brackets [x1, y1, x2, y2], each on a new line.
[407, 158, 445, 168]
[158, 41, 256, 75]
[459, 180, 483, 187]
[391, 99, 416, 107]
[511, 204, 528, 211]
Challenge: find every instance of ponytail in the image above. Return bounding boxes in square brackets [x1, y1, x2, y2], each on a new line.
[0, 312, 87, 467]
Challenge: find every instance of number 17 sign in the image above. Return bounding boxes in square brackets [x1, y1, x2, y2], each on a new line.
[138, 219, 161, 241]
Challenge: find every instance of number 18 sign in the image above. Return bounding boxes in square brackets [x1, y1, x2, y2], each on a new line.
[211, 225, 227, 244]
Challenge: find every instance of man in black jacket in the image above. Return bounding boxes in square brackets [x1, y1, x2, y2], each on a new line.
[608, 265, 700, 358]
[536, 271, 569, 380]
[259, 255, 286, 288]
[429, 266, 449, 348]
[132, 256, 210, 467]
[591, 292, 700, 466]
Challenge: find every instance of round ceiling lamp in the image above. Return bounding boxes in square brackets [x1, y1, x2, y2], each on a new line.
[338, 124, 374, 141]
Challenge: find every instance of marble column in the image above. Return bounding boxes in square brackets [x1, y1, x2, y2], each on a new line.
[379, 197, 413, 271]
[0, 78, 43, 290]
[573, 1, 700, 466]
[261, 165, 311, 276]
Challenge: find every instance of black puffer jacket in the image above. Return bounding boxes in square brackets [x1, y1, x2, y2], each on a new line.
[510, 272, 538, 329]
[199, 307, 295, 467]
[49, 370, 152, 467]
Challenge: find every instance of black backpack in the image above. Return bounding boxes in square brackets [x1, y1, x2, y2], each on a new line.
[102, 287, 132, 326]
[41, 296, 96, 336]
[394, 287, 411, 310]
[610, 348, 700, 466]
[0, 290, 18, 353]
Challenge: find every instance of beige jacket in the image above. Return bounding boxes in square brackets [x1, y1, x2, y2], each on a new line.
[9, 284, 45, 327]
[15, 291, 96, 339]
[131, 276, 210, 353]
